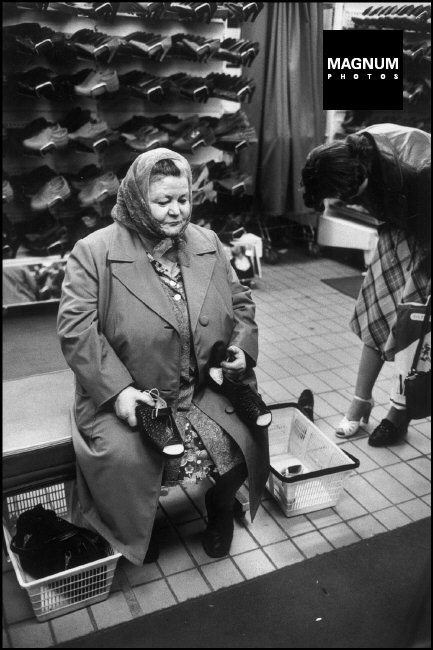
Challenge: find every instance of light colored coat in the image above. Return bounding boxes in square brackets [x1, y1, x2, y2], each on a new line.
[58, 222, 269, 565]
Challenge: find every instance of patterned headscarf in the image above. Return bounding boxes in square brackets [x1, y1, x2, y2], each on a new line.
[111, 148, 193, 264]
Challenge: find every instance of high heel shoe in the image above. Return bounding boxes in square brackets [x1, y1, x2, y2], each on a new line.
[335, 396, 374, 439]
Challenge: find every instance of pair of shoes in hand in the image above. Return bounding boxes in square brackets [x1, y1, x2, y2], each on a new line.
[207, 342, 272, 433]
[135, 390, 184, 458]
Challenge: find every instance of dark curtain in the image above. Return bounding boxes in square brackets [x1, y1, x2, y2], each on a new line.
[242, 3, 325, 221]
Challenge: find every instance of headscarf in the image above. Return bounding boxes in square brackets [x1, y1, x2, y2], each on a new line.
[111, 148, 193, 265]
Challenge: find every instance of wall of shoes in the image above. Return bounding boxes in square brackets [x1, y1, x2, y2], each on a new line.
[319, 2, 431, 266]
[326, 2, 431, 140]
[2, 2, 264, 307]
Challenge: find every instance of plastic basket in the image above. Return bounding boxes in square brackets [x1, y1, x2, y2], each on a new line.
[266, 403, 360, 517]
[3, 481, 121, 622]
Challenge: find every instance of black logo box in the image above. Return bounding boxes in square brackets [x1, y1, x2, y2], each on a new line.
[323, 30, 403, 110]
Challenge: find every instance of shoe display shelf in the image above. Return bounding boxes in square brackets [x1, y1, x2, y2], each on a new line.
[322, 2, 430, 265]
[3, 3, 263, 306]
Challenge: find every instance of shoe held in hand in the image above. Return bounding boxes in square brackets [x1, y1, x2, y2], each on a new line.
[136, 391, 184, 458]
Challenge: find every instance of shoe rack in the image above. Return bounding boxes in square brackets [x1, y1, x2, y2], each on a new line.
[321, 2, 430, 267]
[326, 2, 431, 140]
[2, 2, 262, 299]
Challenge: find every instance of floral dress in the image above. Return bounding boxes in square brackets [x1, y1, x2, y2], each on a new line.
[146, 251, 244, 487]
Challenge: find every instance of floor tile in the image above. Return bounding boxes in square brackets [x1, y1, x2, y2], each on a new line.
[398, 499, 431, 521]
[386, 462, 431, 496]
[307, 508, 342, 529]
[2, 572, 35, 625]
[119, 559, 162, 587]
[261, 501, 316, 536]
[8, 620, 53, 648]
[156, 527, 196, 576]
[132, 579, 177, 615]
[90, 591, 133, 629]
[344, 474, 392, 512]
[158, 487, 202, 525]
[167, 568, 211, 602]
[228, 522, 259, 555]
[348, 515, 388, 539]
[201, 558, 245, 589]
[373, 506, 412, 531]
[51, 608, 94, 644]
[291, 531, 333, 558]
[362, 467, 416, 504]
[320, 522, 361, 548]
[404, 429, 431, 455]
[242, 505, 288, 546]
[263, 539, 305, 568]
[352, 437, 400, 466]
[232, 549, 276, 579]
[179, 519, 219, 566]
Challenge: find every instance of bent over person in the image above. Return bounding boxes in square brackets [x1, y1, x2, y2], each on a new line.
[57, 148, 270, 565]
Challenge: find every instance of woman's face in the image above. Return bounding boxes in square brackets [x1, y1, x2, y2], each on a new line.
[148, 174, 190, 237]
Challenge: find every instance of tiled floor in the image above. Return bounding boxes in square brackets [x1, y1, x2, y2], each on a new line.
[3, 248, 431, 648]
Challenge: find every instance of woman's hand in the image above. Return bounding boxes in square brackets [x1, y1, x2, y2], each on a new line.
[114, 386, 155, 428]
[220, 345, 246, 381]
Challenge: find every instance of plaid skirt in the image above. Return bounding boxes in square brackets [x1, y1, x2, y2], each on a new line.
[350, 228, 430, 361]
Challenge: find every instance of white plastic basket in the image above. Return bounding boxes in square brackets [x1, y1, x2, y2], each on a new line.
[266, 404, 359, 517]
[3, 482, 121, 622]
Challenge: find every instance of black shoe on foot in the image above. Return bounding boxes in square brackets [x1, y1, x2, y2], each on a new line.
[297, 389, 314, 422]
[202, 488, 234, 558]
[368, 418, 408, 447]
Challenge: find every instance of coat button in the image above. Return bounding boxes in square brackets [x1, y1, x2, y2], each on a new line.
[199, 315, 209, 326]
[225, 405, 235, 414]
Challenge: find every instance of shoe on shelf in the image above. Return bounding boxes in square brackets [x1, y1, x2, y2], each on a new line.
[74, 68, 119, 97]
[135, 391, 184, 458]
[22, 123, 69, 152]
[121, 126, 170, 152]
[297, 389, 314, 422]
[30, 176, 72, 211]
[368, 418, 409, 447]
[78, 172, 119, 207]
[202, 487, 234, 558]
[335, 395, 374, 439]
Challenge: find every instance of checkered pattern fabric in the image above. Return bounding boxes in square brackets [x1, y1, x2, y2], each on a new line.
[350, 228, 430, 361]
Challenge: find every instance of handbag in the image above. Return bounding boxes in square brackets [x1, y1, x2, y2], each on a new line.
[10, 504, 109, 580]
[403, 297, 431, 421]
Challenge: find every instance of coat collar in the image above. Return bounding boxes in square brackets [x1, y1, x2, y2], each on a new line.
[107, 223, 217, 334]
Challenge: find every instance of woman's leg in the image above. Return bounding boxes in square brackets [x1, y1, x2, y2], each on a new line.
[336, 343, 384, 437]
[347, 343, 384, 418]
[203, 462, 248, 558]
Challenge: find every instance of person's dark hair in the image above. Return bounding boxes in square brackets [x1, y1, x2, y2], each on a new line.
[150, 158, 182, 181]
[301, 135, 371, 211]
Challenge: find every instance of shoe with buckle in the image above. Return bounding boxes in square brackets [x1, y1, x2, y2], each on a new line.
[172, 121, 215, 152]
[202, 487, 234, 558]
[30, 176, 71, 211]
[335, 396, 375, 439]
[368, 418, 409, 447]
[135, 391, 184, 458]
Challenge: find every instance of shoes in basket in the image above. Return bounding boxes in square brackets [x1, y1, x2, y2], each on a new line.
[135, 391, 184, 458]
[207, 342, 272, 432]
